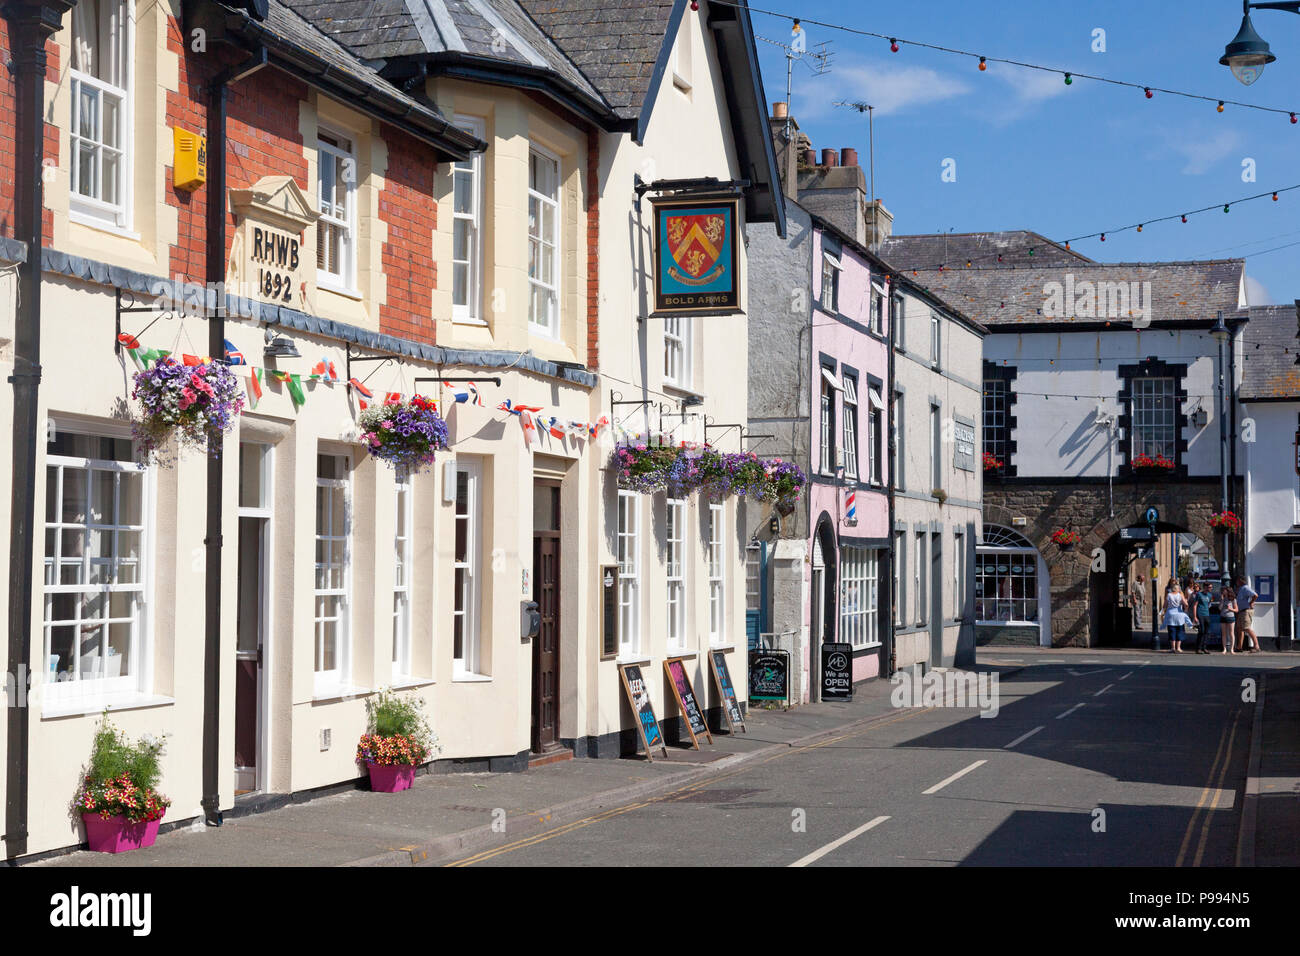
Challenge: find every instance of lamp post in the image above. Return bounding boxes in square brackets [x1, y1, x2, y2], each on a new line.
[1211, 311, 1232, 600]
[1220, 1, 1300, 85]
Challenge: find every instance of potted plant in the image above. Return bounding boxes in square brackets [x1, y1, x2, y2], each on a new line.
[931, 487, 948, 504]
[359, 395, 448, 475]
[1131, 452, 1176, 477]
[75, 714, 170, 854]
[763, 458, 807, 516]
[1050, 528, 1081, 550]
[982, 452, 1004, 474]
[356, 688, 438, 793]
[131, 357, 245, 465]
[1208, 510, 1242, 534]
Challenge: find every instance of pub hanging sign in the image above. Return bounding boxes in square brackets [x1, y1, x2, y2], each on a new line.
[651, 197, 741, 316]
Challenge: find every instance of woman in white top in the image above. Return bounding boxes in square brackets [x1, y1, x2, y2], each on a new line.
[1163, 580, 1192, 653]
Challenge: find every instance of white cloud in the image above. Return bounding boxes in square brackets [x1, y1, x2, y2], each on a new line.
[985, 62, 1068, 105]
[1244, 275, 1277, 305]
[1148, 128, 1243, 175]
[791, 57, 972, 120]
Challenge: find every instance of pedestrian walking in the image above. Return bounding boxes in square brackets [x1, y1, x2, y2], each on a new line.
[1235, 575, 1260, 653]
[1163, 580, 1191, 653]
[1129, 574, 1146, 629]
[1189, 580, 1213, 654]
[1219, 584, 1238, 655]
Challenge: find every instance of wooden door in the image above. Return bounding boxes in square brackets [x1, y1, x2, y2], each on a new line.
[532, 481, 561, 753]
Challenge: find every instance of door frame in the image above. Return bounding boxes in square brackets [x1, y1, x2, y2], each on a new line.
[236, 442, 274, 794]
[531, 478, 562, 753]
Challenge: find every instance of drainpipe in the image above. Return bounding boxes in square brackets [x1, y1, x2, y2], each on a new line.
[885, 276, 897, 678]
[4, 0, 73, 862]
[201, 47, 267, 828]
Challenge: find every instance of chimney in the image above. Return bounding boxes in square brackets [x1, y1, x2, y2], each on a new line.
[821, 148, 839, 167]
[801, 148, 816, 167]
[768, 102, 799, 202]
[841, 147, 859, 167]
[772, 101, 788, 120]
[866, 199, 894, 247]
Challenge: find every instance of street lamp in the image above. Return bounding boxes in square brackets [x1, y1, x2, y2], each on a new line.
[1220, 1, 1300, 85]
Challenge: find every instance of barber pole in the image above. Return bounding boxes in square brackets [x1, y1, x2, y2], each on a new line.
[845, 489, 857, 525]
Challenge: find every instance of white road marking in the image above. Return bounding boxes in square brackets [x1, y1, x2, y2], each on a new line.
[1003, 726, 1044, 749]
[1119, 671, 1133, 680]
[1094, 683, 1113, 697]
[1123, 660, 1144, 664]
[922, 760, 987, 795]
[789, 815, 890, 867]
[1056, 703, 1086, 720]
[1040, 659, 1066, 663]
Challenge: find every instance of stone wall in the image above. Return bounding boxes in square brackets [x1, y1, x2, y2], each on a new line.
[984, 478, 1244, 647]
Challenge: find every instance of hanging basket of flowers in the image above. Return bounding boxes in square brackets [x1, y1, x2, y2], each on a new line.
[1208, 510, 1242, 534]
[359, 395, 448, 475]
[613, 441, 680, 493]
[1131, 452, 1176, 477]
[131, 358, 245, 465]
[982, 452, 1004, 473]
[764, 458, 807, 516]
[698, 449, 770, 501]
[1050, 528, 1081, 549]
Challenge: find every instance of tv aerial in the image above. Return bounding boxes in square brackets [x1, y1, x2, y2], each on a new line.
[758, 19, 834, 143]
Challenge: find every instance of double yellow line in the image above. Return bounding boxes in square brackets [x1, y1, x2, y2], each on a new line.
[1175, 707, 1243, 868]
[445, 705, 935, 867]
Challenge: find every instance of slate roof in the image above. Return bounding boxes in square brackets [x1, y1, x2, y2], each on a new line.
[281, 0, 614, 117]
[214, 1, 481, 156]
[1240, 303, 1300, 401]
[875, 258, 1244, 329]
[876, 230, 1092, 270]
[518, 0, 677, 120]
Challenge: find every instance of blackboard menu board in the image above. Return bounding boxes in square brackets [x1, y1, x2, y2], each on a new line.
[664, 658, 711, 748]
[618, 663, 667, 761]
[821, 642, 853, 701]
[710, 650, 745, 733]
[749, 649, 789, 702]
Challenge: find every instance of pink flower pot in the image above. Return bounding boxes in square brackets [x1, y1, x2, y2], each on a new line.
[82, 813, 162, 853]
[367, 762, 416, 793]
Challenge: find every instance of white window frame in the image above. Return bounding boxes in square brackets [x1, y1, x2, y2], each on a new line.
[868, 385, 885, 484]
[708, 503, 726, 645]
[392, 475, 413, 680]
[453, 459, 485, 678]
[527, 144, 561, 338]
[617, 491, 640, 658]
[666, 498, 687, 651]
[316, 129, 358, 293]
[451, 115, 486, 324]
[915, 531, 927, 626]
[42, 425, 152, 708]
[840, 545, 879, 648]
[841, 375, 859, 480]
[69, 0, 134, 231]
[821, 252, 841, 313]
[1131, 376, 1177, 461]
[870, 285, 885, 334]
[893, 531, 905, 626]
[930, 311, 942, 367]
[976, 544, 1040, 625]
[664, 316, 692, 388]
[314, 454, 352, 695]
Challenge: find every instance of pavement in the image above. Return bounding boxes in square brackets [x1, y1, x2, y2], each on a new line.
[30, 681, 906, 867]
[28, 646, 1300, 867]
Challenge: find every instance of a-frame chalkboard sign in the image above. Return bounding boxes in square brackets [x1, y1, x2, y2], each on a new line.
[618, 662, 669, 761]
[709, 649, 746, 734]
[664, 657, 712, 749]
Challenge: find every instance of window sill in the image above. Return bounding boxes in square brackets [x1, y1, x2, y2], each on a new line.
[853, 641, 884, 652]
[451, 315, 489, 327]
[451, 672, 492, 683]
[312, 682, 373, 703]
[672, 73, 693, 94]
[318, 279, 363, 301]
[666, 649, 697, 660]
[391, 676, 434, 690]
[615, 655, 651, 667]
[69, 209, 140, 242]
[662, 382, 700, 401]
[708, 642, 736, 652]
[41, 692, 175, 720]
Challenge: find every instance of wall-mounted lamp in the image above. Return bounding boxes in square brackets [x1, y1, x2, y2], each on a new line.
[264, 336, 300, 359]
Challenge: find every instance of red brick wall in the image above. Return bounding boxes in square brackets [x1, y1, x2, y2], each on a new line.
[378, 126, 437, 343]
[0, 20, 61, 241]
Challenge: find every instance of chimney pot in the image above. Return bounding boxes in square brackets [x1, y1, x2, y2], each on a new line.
[772, 101, 788, 119]
[821, 148, 839, 167]
[841, 147, 859, 167]
[801, 148, 816, 166]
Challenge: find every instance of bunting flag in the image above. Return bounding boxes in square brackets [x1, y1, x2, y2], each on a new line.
[590, 415, 610, 439]
[384, 391, 403, 405]
[311, 357, 339, 382]
[267, 369, 291, 384]
[546, 417, 566, 441]
[286, 373, 306, 409]
[117, 333, 141, 350]
[349, 377, 373, 411]
[442, 380, 484, 406]
[246, 368, 264, 409]
[182, 354, 204, 367]
[224, 339, 247, 366]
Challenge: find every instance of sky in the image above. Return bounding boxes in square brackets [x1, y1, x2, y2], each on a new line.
[747, 0, 1300, 305]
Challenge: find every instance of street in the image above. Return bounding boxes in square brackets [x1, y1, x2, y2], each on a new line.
[441, 651, 1268, 867]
